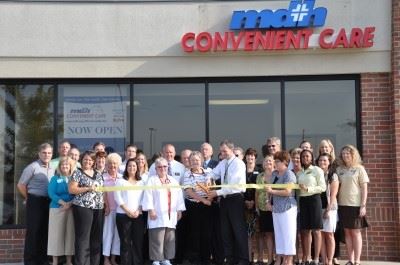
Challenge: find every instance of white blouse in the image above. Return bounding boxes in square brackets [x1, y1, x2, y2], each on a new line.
[114, 178, 144, 214]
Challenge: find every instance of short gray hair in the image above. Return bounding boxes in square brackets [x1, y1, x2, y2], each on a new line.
[233, 146, 244, 155]
[220, 139, 234, 150]
[189, 151, 204, 164]
[155, 157, 168, 167]
[267, 137, 281, 146]
[39, 143, 52, 152]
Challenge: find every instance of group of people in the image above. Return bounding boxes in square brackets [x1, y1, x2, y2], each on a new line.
[17, 137, 369, 265]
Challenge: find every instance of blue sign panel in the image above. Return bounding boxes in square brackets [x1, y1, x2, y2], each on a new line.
[230, 0, 327, 30]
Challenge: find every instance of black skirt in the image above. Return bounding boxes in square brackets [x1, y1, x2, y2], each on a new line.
[259, 210, 274, 232]
[299, 194, 323, 230]
[338, 205, 369, 229]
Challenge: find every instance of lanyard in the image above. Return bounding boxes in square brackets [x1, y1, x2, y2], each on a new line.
[159, 176, 172, 219]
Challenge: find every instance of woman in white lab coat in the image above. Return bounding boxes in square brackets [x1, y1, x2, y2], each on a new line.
[142, 157, 186, 265]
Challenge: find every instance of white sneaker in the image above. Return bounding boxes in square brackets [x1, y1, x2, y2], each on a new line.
[161, 260, 172, 265]
[152, 261, 161, 265]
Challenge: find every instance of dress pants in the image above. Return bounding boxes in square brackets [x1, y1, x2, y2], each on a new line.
[24, 194, 50, 265]
[210, 200, 224, 265]
[103, 210, 120, 256]
[219, 194, 249, 265]
[186, 200, 212, 263]
[73, 205, 104, 265]
[174, 210, 188, 263]
[148, 227, 176, 261]
[116, 213, 145, 265]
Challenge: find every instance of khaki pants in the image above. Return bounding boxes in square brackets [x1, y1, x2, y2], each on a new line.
[47, 207, 75, 256]
[148, 227, 175, 261]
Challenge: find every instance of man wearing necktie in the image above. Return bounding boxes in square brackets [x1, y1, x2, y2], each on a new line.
[208, 140, 248, 265]
[148, 144, 186, 184]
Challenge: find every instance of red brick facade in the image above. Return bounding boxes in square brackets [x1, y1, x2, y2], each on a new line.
[389, 0, 400, 261]
[360, 73, 399, 261]
[0, 229, 25, 263]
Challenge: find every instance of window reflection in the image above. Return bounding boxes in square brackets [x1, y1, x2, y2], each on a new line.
[285, 80, 357, 152]
[209, 82, 281, 162]
[0, 84, 54, 225]
[0, 78, 358, 226]
[133, 84, 205, 157]
[58, 84, 130, 155]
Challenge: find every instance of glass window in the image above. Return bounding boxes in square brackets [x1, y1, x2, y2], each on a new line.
[285, 80, 357, 153]
[0, 84, 55, 225]
[133, 84, 205, 157]
[58, 84, 130, 155]
[0, 77, 359, 227]
[209, 82, 281, 162]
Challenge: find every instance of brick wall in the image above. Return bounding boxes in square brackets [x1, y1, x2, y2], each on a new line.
[360, 73, 400, 261]
[390, 0, 400, 261]
[0, 229, 25, 263]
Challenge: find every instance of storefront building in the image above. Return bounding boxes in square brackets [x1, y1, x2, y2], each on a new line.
[0, 0, 398, 262]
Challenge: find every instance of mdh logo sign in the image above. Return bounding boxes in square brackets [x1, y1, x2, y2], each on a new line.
[230, 0, 327, 30]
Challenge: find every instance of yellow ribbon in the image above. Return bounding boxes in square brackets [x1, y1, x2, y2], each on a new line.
[96, 183, 299, 192]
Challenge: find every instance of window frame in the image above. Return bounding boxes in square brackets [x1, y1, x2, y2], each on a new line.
[0, 74, 360, 228]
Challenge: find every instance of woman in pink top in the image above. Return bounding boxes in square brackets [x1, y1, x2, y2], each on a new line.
[103, 153, 123, 265]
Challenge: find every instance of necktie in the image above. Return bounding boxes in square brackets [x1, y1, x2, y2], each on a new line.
[168, 162, 172, 176]
[203, 161, 207, 168]
[223, 160, 229, 184]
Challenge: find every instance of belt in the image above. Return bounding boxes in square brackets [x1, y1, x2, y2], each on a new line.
[28, 193, 49, 199]
[222, 193, 243, 199]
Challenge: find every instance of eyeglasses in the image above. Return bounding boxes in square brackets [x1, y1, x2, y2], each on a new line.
[267, 145, 276, 148]
[157, 165, 168, 169]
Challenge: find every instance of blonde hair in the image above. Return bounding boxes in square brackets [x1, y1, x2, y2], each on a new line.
[289, 147, 302, 158]
[136, 153, 149, 173]
[189, 151, 204, 166]
[57, 156, 76, 176]
[338, 144, 362, 167]
[264, 154, 274, 161]
[106, 153, 122, 167]
[319, 139, 336, 161]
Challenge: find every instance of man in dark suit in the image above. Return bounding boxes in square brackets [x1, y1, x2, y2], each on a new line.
[201, 142, 219, 169]
[201, 142, 223, 265]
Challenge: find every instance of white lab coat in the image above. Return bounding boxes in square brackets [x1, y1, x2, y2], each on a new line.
[142, 175, 186, 229]
[148, 160, 186, 184]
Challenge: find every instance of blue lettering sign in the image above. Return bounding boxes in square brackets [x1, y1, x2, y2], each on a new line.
[229, 0, 327, 30]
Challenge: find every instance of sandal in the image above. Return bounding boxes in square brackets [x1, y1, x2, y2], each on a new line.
[344, 262, 353, 265]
